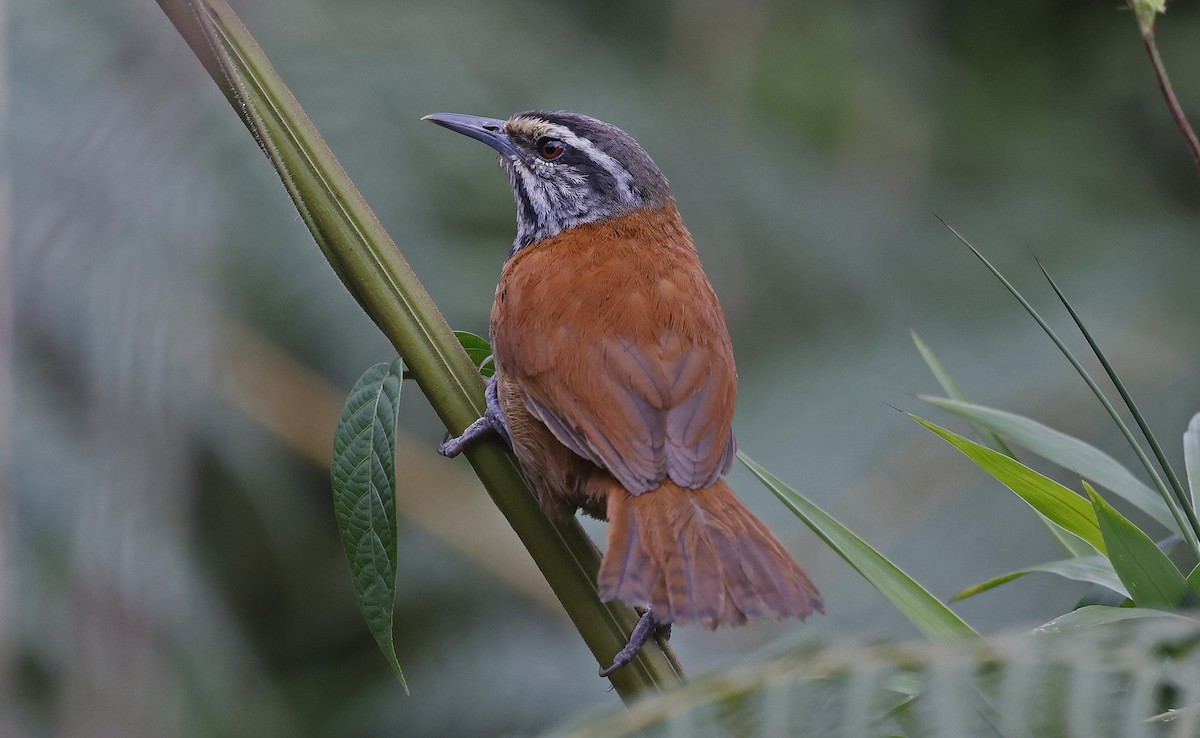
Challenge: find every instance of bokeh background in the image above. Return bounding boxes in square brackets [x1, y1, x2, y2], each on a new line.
[6, 0, 1200, 735]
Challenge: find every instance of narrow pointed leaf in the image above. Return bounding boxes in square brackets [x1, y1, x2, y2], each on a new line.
[950, 555, 1128, 603]
[1037, 260, 1200, 552]
[937, 218, 1200, 560]
[921, 396, 1176, 533]
[912, 336, 1088, 558]
[1034, 605, 1193, 635]
[911, 331, 1012, 456]
[332, 359, 406, 691]
[910, 414, 1106, 554]
[454, 330, 495, 378]
[739, 452, 978, 642]
[1086, 482, 1190, 610]
[1185, 413, 1200, 513]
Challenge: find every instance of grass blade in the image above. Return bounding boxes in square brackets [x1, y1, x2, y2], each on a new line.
[1184, 413, 1200, 514]
[911, 334, 1094, 557]
[739, 452, 978, 642]
[1086, 481, 1191, 609]
[910, 414, 1106, 554]
[950, 555, 1128, 603]
[1037, 260, 1200, 551]
[935, 217, 1200, 561]
[911, 331, 1013, 457]
[921, 396, 1176, 533]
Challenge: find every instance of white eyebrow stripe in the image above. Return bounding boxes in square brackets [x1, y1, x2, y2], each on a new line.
[512, 117, 636, 205]
[500, 114, 660, 253]
[556, 130, 636, 204]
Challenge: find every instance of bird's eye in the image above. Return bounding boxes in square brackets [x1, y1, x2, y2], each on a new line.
[537, 138, 566, 160]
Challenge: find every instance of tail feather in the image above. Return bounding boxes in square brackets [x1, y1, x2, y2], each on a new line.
[598, 479, 822, 629]
[666, 500, 726, 625]
[600, 502, 658, 607]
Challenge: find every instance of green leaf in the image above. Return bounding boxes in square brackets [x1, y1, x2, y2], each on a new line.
[910, 331, 1012, 457]
[332, 359, 406, 691]
[1185, 413, 1200, 514]
[453, 330, 494, 378]
[909, 413, 1106, 554]
[937, 219, 1200, 560]
[1189, 562, 1200, 600]
[911, 339, 1093, 559]
[1086, 481, 1190, 610]
[920, 396, 1177, 533]
[738, 452, 978, 642]
[1033, 605, 1194, 635]
[950, 555, 1128, 603]
[1036, 259, 1200, 556]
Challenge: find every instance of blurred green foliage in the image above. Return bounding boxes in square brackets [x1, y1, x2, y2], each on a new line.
[5, 0, 1199, 735]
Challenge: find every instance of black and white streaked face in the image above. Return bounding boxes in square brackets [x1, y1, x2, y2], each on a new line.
[423, 110, 671, 254]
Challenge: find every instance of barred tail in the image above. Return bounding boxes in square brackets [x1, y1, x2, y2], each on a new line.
[597, 479, 823, 628]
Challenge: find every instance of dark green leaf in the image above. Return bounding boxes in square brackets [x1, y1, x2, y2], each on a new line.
[1188, 562, 1200, 600]
[1037, 260, 1200, 552]
[910, 414, 1106, 554]
[1086, 481, 1190, 610]
[332, 359, 406, 691]
[739, 452, 978, 642]
[454, 330, 494, 378]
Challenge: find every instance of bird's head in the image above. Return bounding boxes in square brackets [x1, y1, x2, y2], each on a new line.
[423, 110, 671, 253]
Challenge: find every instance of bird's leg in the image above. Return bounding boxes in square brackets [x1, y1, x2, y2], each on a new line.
[599, 607, 670, 678]
[438, 373, 511, 457]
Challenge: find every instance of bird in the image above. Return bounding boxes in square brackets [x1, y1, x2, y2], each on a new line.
[423, 110, 822, 676]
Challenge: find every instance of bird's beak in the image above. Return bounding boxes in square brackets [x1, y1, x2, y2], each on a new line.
[421, 113, 520, 160]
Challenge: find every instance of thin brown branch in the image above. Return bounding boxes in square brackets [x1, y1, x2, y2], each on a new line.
[1141, 29, 1200, 175]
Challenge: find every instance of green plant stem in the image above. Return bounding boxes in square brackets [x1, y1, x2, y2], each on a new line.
[157, 0, 682, 701]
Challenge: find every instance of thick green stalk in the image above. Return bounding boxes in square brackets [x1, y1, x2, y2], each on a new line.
[156, 0, 682, 700]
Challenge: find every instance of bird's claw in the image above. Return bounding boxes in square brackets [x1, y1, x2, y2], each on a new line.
[437, 417, 491, 457]
[438, 375, 511, 457]
[599, 607, 669, 678]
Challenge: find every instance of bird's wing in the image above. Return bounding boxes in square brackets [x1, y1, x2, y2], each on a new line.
[494, 244, 738, 495]
[515, 333, 737, 494]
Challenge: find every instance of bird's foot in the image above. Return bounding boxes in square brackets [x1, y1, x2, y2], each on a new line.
[438, 374, 510, 457]
[599, 607, 669, 678]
